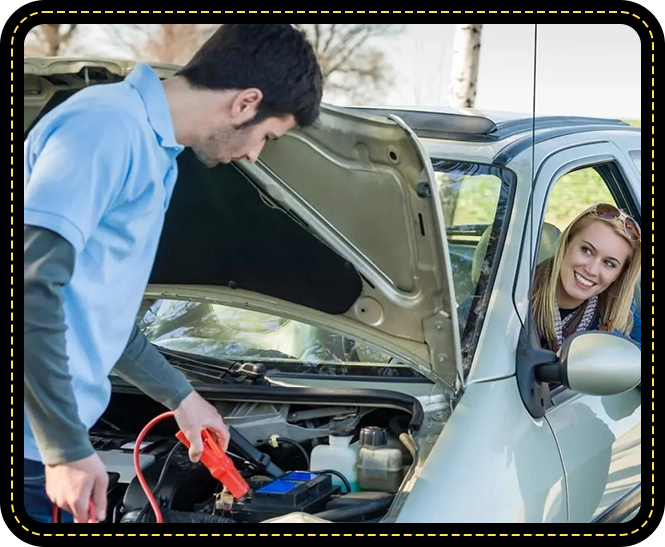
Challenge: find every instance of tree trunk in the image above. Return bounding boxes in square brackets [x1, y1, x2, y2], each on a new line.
[448, 24, 482, 109]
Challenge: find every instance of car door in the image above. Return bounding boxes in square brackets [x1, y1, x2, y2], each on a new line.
[524, 136, 642, 523]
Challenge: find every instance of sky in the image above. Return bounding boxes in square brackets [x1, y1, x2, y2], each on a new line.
[348, 23, 642, 120]
[25, 23, 642, 121]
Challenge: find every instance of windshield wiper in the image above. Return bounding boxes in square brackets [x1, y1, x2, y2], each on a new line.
[153, 346, 269, 385]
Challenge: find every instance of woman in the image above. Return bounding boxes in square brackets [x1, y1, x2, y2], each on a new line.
[532, 203, 641, 353]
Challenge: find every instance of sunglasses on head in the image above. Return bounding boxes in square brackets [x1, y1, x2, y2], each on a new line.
[592, 203, 641, 242]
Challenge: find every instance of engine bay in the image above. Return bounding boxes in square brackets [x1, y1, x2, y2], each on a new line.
[91, 379, 426, 524]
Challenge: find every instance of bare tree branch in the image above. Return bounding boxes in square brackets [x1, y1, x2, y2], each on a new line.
[320, 23, 337, 57]
[294, 24, 404, 104]
[101, 24, 218, 65]
[103, 24, 152, 59]
[24, 24, 80, 56]
[30, 24, 404, 105]
[314, 24, 322, 56]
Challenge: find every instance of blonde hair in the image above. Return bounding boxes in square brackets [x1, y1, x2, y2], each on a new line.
[532, 204, 641, 343]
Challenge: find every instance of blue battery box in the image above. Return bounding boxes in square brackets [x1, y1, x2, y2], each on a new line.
[229, 471, 340, 522]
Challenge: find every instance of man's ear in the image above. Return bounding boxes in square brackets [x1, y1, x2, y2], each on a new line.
[230, 88, 263, 125]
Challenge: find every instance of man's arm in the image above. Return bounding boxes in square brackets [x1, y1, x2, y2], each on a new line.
[24, 224, 93, 464]
[111, 324, 193, 410]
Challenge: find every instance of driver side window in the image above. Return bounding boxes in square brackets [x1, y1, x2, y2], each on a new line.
[538, 162, 640, 402]
[540, 163, 640, 313]
[537, 166, 618, 269]
[544, 167, 616, 233]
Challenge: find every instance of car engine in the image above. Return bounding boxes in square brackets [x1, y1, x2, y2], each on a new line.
[90, 384, 421, 524]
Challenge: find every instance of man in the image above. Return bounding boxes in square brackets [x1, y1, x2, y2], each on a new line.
[24, 24, 323, 524]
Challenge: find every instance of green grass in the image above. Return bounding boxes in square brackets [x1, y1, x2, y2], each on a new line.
[545, 169, 615, 230]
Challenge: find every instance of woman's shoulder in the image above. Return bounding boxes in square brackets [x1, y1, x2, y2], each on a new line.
[630, 298, 639, 316]
[590, 298, 640, 333]
[622, 299, 641, 346]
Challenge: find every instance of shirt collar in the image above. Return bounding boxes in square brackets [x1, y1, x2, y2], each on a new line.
[126, 63, 183, 152]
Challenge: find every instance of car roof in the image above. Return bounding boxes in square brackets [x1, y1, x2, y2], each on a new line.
[348, 105, 633, 143]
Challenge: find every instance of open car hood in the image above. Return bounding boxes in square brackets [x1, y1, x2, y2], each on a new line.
[23, 57, 463, 389]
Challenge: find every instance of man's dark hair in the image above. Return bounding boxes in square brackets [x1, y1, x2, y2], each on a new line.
[177, 24, 323, 128]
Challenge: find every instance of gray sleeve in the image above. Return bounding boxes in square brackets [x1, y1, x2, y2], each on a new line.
[24, 225, 194, 466]
[24, 225, 94, 464]
[111, 324, 194, 410]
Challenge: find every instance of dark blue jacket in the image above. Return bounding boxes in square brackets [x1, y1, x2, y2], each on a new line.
[589, 299, 641, 349]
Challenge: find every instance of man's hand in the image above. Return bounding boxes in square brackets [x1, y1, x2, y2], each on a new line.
[45, 453, 108, 523]
[173, 391, 230, 462]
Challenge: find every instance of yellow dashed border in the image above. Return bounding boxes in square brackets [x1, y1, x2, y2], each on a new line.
[10, 11, 654, 538]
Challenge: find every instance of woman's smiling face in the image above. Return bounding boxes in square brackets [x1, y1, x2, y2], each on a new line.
[557, 220, 632, 309]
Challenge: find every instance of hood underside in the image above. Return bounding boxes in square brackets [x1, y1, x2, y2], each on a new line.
[23, 57, 462, 388]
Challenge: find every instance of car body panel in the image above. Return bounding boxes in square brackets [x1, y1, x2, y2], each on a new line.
[393, 377, 567, 523]
[547, 388, 641, 522]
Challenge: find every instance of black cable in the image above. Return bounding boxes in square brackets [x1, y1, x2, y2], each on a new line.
[155, 443, 184, 495]
[275, 437, 310, 468]
[135, 442, 182, 523]
[310, 469, 352, 493]
[258, 437, 310, 469]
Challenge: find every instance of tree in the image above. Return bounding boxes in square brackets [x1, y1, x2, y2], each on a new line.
[102, 24, 402, 104]
[104, 24, 218, 65]
[448, 24, 482, 108]
[24, 24, 79, 57]
[294, 24, 404, 104]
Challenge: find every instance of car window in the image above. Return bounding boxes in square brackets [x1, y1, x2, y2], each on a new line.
[544, 166, 617, 231]
[539, 161, 639, 405]
[134, 297, 426, 380]
[432, 159, 514, 375]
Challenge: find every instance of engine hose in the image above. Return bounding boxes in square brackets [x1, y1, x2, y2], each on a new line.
[313, 495, 394, 522]
[140, 508, 236, 524]
[389, 416, 416, 459]
[310, 469, 352, 493]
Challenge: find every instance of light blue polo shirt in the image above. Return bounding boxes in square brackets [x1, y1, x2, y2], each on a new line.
[24, 63, 184, 462]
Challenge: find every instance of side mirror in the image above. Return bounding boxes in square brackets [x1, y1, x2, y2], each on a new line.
[537, 331, 641, 396]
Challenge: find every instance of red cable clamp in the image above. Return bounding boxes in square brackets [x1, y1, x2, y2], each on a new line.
[175, 428, 250, 499]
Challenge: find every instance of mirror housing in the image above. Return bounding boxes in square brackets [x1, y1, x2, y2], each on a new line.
[537, 331, 640, 396]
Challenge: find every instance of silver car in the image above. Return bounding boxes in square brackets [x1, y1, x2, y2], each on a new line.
[23, 57, 642, 525]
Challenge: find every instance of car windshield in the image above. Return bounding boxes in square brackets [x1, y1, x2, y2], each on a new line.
[135, 298, 426, 380]
[432, 159, 514, 375]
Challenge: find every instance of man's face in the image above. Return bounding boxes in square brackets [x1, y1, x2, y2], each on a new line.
[192, 114, 296, 168]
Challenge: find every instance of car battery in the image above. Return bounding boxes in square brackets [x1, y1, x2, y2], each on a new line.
[229, 471, 340, 523]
